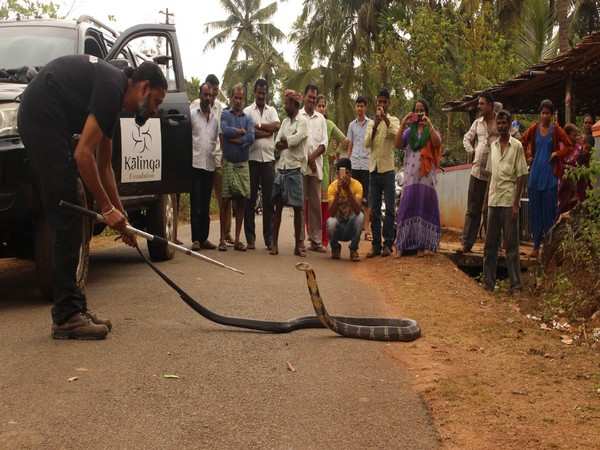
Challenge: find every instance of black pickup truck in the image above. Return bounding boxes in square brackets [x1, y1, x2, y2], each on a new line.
[0, 16, 192, 298]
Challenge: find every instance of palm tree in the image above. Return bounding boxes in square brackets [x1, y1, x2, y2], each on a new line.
[570, 0, 600, 40]
[223, 39, 289, 103]
[557, 0, 571, 52]
[517, 0, 558, 65]
[204, 0, 285, 89]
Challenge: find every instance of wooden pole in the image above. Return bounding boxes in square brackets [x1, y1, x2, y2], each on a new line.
[565, 75, 574, 125]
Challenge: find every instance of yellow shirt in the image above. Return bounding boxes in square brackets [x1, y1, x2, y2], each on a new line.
[327, 178, 363, 219]
[364, 114, 400, 173]
[486, 137, 529, 207]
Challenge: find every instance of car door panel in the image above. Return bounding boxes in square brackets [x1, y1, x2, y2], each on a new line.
[105, 24, 192, 196]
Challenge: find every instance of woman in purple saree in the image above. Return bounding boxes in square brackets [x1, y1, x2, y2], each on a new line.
[394, 100, 442, 257]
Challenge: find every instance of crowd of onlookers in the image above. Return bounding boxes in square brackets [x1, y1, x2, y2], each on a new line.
[189, 75, 596, 293]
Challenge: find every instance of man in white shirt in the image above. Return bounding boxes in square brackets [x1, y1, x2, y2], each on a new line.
[459, 93, 498, 253]
[299, 84, 328, 253]
[243, 79, 280, 250]
[190, 83, 219, 251]
[271, 90, 308, 256]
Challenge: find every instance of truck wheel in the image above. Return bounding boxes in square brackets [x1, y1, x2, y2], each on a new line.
[35, 180, 92, 301]
[147, 194, 177, 261]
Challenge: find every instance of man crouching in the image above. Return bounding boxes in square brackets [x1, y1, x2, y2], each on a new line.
[327, 158, 364, 261]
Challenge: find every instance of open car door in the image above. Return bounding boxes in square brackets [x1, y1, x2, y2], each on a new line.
[105, 24, 192, 197]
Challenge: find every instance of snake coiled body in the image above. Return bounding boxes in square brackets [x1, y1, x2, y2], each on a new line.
[138, 248, 421, 342]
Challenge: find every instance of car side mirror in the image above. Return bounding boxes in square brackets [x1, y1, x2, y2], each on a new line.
[153, 55, 173, 65]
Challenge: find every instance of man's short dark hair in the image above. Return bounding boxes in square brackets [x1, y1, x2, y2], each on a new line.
[254, 78, 268, 91]
[205, 74, 220, 86]
[355, 95, 368, 105]
[496, 109, 512, 123]
[336, 158, 352, 172]
[125, 62, 168, 90]
[539, 99, 555, 113]
[199, 82, 211, 93]
[230, 82, 245, 97]
[304, 84, 319, 95]
[479, 93, 494, 104]
[378, 88, 390, 99]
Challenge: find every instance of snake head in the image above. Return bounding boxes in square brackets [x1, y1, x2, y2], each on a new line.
[295, 262, 313, 272]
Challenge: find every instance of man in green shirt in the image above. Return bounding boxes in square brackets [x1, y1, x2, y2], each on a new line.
[483, 110, 528, 293]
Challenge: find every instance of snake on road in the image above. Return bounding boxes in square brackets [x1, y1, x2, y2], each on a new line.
[137, 248, 421, 342]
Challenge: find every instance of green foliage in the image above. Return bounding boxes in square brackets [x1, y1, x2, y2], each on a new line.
[541, 156, 600, 319]
[0, 0, 60, 19]
[203, 0, 285, 97]
[185, 77, 201, 102]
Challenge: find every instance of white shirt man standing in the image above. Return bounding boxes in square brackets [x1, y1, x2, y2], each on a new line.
[299, 84, 328, 252]
[190, 83, 219, 251]
[459, 93, 498, 253]
[243, 79, 280, 250]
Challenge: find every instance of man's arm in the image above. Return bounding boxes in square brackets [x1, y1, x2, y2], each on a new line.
[242, 117, 256, 148]
[286, 119, 307, 147]
[386, 116, 400, 138]
[463, 120, 477, 154]
[347, 124, 354, 158]
[74, 115, 126, 231]
[220, 112, 241, 139]
[513, 175, 526, 218]
[347, 183, 363, 215]
[97, 137, 123, 213]
[365, 121, 374, 149]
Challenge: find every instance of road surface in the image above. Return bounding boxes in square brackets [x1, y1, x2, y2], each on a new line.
[0, 216, 439, 449]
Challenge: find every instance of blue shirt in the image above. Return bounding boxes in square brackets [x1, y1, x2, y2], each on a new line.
[528, 126, 557, 191]
[220, 108, 255, 163]
[347, 117, 372, 171]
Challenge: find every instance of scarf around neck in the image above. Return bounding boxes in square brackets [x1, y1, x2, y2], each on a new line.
[409, 123, 430, 151]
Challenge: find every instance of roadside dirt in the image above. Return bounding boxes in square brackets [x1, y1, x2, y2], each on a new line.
[354, 252, 600, 450]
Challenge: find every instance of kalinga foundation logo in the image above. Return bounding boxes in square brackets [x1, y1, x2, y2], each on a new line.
[121, 118, 162, 182]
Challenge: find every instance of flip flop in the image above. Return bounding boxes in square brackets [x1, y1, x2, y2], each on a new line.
[234, 242, 247, 252]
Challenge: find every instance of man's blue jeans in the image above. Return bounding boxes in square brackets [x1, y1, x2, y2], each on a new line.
[327, 212, 365, 251]
[369, 170, 396, 251]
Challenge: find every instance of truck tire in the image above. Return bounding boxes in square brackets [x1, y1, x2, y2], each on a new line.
[35, 179, 92, 301]
[147, 193, 177, 261]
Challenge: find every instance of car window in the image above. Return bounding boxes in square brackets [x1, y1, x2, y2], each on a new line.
[0, 26, 77, 69]
[116, 35, 177, 91]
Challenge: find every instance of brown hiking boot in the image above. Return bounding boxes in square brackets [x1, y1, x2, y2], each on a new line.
[84, 310, 113, 332]
[52, 313, 109, 340]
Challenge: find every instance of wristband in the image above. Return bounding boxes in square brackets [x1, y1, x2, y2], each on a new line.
[101, 206, 116, 217]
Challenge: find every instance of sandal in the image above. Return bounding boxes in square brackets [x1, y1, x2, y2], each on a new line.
[269, 245, 279, 256]
[234, 242, 247, 252]
[218, 242, 227, 252]
[294, 246, 307, 257]
[364, 232, 372, 242]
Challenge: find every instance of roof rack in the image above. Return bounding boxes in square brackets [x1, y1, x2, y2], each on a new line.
[76, 15, 118, 38]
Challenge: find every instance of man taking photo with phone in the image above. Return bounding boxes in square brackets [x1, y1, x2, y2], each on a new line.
[326, 158, 364, 261]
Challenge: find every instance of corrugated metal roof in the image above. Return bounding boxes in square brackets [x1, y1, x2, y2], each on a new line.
[443, 32, 600, 115]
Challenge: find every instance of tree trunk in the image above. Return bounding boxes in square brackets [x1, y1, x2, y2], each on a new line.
[557, 0, 570, 54]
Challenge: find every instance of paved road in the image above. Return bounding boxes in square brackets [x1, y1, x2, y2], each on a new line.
[0, 216, 439, 449]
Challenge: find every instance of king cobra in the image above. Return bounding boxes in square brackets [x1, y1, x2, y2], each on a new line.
[137, 248, 421, 342]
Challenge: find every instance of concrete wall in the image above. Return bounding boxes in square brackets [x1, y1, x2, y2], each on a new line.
[435, 164, 472, 230]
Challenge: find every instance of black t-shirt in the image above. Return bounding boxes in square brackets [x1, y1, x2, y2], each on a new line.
[40, 54, 128, 138]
